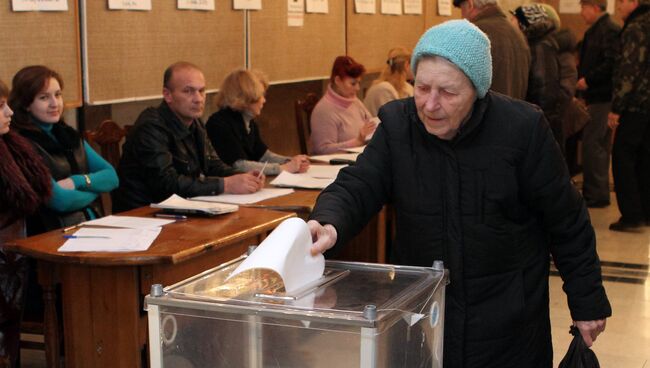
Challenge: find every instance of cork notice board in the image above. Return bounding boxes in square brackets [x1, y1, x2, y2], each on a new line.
[84, 2, 245, 104]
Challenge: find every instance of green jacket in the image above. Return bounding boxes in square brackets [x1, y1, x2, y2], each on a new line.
[612, 4, 650, 114]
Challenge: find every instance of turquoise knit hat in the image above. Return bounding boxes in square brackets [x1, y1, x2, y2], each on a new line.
[411, 19, 492, 98]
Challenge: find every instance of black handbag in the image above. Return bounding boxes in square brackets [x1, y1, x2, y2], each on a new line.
[558, 326, 601, 368]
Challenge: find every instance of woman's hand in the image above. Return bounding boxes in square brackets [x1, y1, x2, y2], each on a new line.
[357, 120, 377, 145]
[57, 178, 75, 190]
[281, 155, 310, 173]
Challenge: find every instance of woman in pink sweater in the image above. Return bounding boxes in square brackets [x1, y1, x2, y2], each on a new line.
[310, 56, 377, 155]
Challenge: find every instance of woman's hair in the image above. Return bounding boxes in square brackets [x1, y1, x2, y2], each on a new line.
[215, 69, 268, 111]
[0, 79, 8, 99]
[375, 47, 411, 96]
[9, 65, 64, 132]
[330, 56, 365, 83]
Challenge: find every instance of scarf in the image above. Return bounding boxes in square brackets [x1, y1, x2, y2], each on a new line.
[0, 131, 52, 227]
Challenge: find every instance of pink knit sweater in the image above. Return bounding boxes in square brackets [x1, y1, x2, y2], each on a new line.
[309, 85, 371, 155]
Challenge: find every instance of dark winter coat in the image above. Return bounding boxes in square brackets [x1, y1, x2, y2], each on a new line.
[578, 13, 621, 105]
[310, 93, 611, 368]
[113, 101, 237, 212]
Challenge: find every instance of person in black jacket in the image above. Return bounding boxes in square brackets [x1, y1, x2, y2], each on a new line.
[206, 69, 309, 176]
[308, 20, 611, 368]
[577, 0, 620, 208]
[113, 62, 264, 212]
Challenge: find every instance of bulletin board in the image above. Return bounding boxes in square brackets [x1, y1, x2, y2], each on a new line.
[0, 3, 82, 107]
[347, 1, 436, 72]
[249, 1, 346, 83]
[83, 1, 246, 104]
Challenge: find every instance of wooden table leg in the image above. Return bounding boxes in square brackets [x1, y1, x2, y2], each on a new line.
[37, 262, 60, 368]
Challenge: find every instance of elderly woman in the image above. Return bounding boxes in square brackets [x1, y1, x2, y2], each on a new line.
[310, 56, 376, 154]
[0, 79, 51, 367]
[307, 20, 610, 367]
[363, 47, 414, 116]
[9, 66, 118, 233]
[206, 69, 309, 175]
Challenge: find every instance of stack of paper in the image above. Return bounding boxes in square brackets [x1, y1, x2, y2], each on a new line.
[192, 188, 294, 205]
[58, 227, 162, 253]
[151, 194, 238, 216]
[306, 165, 346, 179]
[270, 171, 335, 189]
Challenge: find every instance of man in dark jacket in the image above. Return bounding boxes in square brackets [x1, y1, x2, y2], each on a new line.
[113, 62, 264, 212]
[607, 0, 650, 231]
[577, 0, 621, 208]
[308, 20, 611, 368]
[454, 0, 530, 100]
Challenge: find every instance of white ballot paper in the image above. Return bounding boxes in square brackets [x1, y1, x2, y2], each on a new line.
[270, 171, 335, 189]
[151, 194, 238, 215]
[227, 218, 324, 293]
[58, 227, 162, 252]
[81, 215, 174, 229]
[192, 188, 294, 205]
[306, 165, 346, 179]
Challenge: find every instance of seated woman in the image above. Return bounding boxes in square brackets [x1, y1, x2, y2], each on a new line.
[206, 69, 309, 175]
[9, 66, 118, 234]
[310, 56, 376, 155]
[0, 79, 51, 367]
[364, 47, 414, 116]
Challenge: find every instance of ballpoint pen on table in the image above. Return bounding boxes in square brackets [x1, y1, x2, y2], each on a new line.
[61, 223, 83, 232]
[257, 161, 268, 179]
[154, 213, 188, 220]
[63, 235, 110, 239]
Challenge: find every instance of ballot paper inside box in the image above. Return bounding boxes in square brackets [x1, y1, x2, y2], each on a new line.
[145, 257, 448, 368]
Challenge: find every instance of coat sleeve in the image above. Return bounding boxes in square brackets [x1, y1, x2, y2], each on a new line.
[520, 112, 612, 321]
[611, 24, 647, 114]
[584, 24, 620, 89]
[527, 42, 564, 126]
[309, 119, 393, 253]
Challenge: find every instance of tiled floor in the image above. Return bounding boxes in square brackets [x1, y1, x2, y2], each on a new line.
[19, 193, 650, 367]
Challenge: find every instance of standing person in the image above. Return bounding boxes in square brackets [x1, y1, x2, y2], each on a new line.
[206, 69, 309, 176]
[454, 0, 530, 99]
[363, 47, 414, 116]
[310, 56, 376, 155]
[9, 66, 118, 233]
[513, 4, 571, 154]
[577, 0, 620, 208]
[607, 0, 650, 231]
[113, 62, 264, 212]
[308, 20, 610, 367]
[0, 79, 51, 367]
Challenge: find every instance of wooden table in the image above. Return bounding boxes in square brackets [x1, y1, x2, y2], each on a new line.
[5, 206, 294, 368]
[255, 188, 387, 264]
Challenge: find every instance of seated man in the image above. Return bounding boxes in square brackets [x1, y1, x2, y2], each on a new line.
[113, 62, 263, 212]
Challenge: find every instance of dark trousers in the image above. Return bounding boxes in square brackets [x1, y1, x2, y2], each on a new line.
[612, 111, 650, 222]
[582, 102, 612, 203]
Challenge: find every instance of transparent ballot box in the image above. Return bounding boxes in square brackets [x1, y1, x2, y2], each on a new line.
[145, 256, 448, 368]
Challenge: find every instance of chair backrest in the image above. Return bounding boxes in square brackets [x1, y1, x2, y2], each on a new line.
[84, 119, 130, 168]
[294, 93, 319, 155]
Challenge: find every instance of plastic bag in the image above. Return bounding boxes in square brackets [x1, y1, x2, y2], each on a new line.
[558, 326, 600, 368]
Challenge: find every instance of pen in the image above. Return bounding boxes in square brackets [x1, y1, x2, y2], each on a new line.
[61, 223, 82, 233]
[154, 213, 188, 220]
[63, 235, 110, 239]
[257, 161, 268, 179]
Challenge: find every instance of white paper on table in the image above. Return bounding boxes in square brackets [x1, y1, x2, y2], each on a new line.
[192, 188, 295, 205]
[343, 145, 366, 154]
[82, 215, 174, 229]
[309, 152, 360, 164]
[270, 171, 334, 189]
[228, 218, 324, 293]
[151, 194, 239, 215]
[58, 227, 162, 252]
[306, 165, 346, 179]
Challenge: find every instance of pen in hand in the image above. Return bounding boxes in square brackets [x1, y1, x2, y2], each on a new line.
[257, 161, 268, 179]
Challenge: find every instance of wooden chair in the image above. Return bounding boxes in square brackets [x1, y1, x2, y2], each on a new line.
[84, 120, 131, 215]
[294, 93, 319, 155]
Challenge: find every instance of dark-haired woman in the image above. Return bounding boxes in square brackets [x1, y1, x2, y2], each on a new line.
[310, 56, 376, 155]
[0, 79, 52, 367]
[9, 65, 118, 234]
